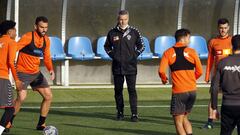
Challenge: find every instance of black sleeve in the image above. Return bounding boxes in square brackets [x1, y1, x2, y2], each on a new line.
[211, 62, 222, 109]
[104, 32, 114, 58]
[135, 29, 145, 56]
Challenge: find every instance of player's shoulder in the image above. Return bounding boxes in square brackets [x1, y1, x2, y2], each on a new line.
[210, 35, 232, 42]
[8, 38, 17, 45]
[163, 47, 175, 56]
[129, 26, 143, 37]
[209, 36, 219, 43]
[23, 31, 32, 36]
[207, 37, 220, 48]
[185, 47, 199, 58]
[108, 26, 118, 33]
[20, 31, 32, 40]
[129, 26, 139, 30]
[107, 27, 118, 36]
[185, 47, 196, 53]
[166, 47, 174, 52]
[0, 36, 16, 45]
[129, 26, 141, 33]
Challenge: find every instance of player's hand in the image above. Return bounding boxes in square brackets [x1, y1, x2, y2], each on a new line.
[162, 78, 168, 85]
[212, 109, 220, 120]
[50, 70, 55, 81]
[15, 80, 23, 91]
[205, 79, 210, 83]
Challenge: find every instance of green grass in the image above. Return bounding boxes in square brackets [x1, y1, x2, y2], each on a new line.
[0, 87, 238, 135]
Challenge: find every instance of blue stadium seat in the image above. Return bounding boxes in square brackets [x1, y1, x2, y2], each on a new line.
[67, 37, 95, 60]
[138, 37, 153, 60]
[97, 36, 111, 60]
[49, 37, 66, 60]
[154, 36, 176, 57]
[189, 36, 208, 59]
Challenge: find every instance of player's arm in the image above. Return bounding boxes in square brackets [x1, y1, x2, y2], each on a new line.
[158, 52, 169, 84]
[210, 62, 221, 110]
[104, 33, 114, 59]
[17, 32, 32, 51]
[193, 50, 203, 79]
[135, 29, 145, 56]
[43, 37, 55, 80]
[8, 41, 23, 90]
[205, 40, 214, 82]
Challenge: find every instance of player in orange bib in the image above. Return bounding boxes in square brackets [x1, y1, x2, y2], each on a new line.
[159, 29, 203, 135]
[202, 18, 232, 129]
[6, 16, 55, 132]
[0, 20, 22, 134]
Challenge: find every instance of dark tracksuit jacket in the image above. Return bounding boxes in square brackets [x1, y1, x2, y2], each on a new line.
[104, 26, 145, 75]
[211, 54, 240, 109]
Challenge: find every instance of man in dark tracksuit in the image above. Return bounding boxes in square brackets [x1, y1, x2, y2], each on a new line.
[211, 35, 240, 135]
[104, 10, 145, 122]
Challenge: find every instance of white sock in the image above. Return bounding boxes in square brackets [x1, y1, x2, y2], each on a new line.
[0, 125, 5, 135]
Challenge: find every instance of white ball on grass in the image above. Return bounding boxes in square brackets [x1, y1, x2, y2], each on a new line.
[43, 125, 58, 135]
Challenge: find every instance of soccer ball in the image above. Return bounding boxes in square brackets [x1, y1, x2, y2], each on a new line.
[43, 125, 58, 135]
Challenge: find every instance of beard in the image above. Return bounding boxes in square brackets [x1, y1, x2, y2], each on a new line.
[36, 29, 46, 37]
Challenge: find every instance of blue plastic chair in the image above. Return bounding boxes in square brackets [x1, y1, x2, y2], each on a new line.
[67, 37, 95, 60]
[97, 36, 111, 60]
[189, 36, 208, 59]
[49, 37, 66, 60]
[138, 37, 153, 60]
[154, 36, 176, 58]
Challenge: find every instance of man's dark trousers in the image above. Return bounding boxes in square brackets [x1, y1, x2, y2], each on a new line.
[113, 74, 137, 114]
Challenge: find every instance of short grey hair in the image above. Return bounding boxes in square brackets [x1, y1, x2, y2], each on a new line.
[118, 10, 129, 16]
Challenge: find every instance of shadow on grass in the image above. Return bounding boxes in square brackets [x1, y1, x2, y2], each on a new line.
[21, 108, 209, 128]
[64, 123, 176, 135]
[22, 108, 176, 126]
[21, 108, 117, 121]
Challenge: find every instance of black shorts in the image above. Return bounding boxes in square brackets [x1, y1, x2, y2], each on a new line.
[18, 72, 49, 90]
[221, 105, 240, 135]
[0, 78, 14, 108]
[170, 91, 196, 115]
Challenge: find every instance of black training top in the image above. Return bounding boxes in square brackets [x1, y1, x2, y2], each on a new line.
[211, 54, 240, 109]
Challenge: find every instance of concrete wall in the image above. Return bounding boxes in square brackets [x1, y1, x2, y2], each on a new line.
[41, 59, 207, 85]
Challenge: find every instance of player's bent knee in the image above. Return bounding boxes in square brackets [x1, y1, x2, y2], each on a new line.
[44, 93, 53, 101]
[17, 95, 27, 103]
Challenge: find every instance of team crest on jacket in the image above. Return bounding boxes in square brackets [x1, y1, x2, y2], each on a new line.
[127, 35, 131, 40]
[113, 36, 119, 41]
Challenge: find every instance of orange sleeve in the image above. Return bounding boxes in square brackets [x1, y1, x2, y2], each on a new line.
[8, 41, 19, 81]
[17, 32, 32, 51]
[158, 51, 169, 82]
[43, 37, 53, 72]
[205, 40, 214, 82]
[192, 50, 203, 79]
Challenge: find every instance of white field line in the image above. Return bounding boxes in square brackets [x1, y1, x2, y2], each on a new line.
[49, 84, 210, 89]
[21, 104, 220, 109]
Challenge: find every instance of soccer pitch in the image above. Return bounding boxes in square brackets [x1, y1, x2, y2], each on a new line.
[0, 87, 238, 135]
